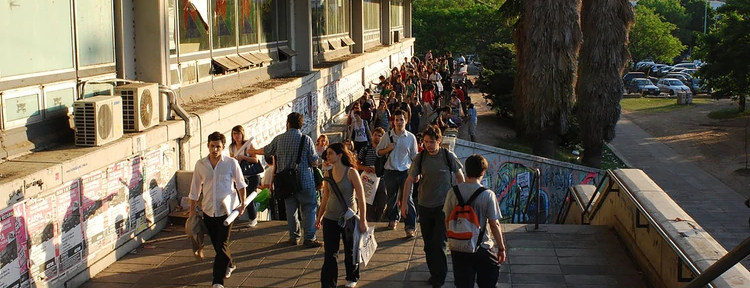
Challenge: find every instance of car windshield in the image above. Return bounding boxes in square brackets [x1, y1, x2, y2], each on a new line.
[668, 80, 683, 86]
[634, 79, 650, 85]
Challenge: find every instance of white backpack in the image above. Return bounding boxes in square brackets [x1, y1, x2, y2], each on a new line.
[446, 185, 488, 253]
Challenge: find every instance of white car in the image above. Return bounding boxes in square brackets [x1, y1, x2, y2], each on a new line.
[657, 78, 692, 97]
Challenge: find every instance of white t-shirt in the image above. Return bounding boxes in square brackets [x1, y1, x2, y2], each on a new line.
[261, 165, 274, 187]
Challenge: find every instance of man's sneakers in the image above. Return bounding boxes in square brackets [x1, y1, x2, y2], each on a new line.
[303, 239, 323, 248]
[212, 284, 225, 288]
[345, 281, 358, 288]
[247, 219, 258, 228]
[224, 265, 236, 279]
[405, 228, 416, 238]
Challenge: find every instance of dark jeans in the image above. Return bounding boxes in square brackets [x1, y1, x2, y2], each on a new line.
[321, 218, 359, 287]
[418, 205, 448, 285]
[203, 215, 233, 285]
[366, 178, 387, 222]
[451, 248, 500, 288]
[245, 175, 260, 220]
[384, 169, 416, 229]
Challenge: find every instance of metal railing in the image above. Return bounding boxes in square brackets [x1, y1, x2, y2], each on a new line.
[503, 169, 543, 228]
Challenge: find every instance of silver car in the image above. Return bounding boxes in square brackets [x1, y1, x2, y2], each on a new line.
[657, 78, 692, 97]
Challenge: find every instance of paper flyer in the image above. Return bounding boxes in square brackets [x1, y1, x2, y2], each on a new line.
[106, 160, 131, 242]
[144, 149, 168, 218]
[0, 205, 30, 288]
[126, 157, 148, 235]
[12, 203, 30, 288]
[55, 180, 85, 273]
[26, 195, 59, 283]
[81, 170, 109, 258]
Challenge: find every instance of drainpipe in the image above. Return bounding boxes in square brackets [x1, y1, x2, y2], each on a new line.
[159, 86, 192, 170]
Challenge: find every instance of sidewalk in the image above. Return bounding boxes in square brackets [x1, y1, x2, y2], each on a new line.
[610, 115, 750, 269]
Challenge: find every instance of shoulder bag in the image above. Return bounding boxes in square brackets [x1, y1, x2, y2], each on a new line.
[273, 137, 305, 199]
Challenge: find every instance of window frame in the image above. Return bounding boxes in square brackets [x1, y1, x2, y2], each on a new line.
[2, 87, 44, 129]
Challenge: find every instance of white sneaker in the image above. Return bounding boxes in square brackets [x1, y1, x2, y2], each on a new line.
[247, 219, 258, 228]
[212, 284, 225, 288]
[224, 265, 236, 278]
[345, 281, 357, 288]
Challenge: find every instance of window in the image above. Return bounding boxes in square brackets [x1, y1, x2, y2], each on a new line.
[312, 0, 349, 37]
[258, 0, 274, 43]
[239, 0, 258, 45]
[312, 0, 326, 37]
[390, 0, 403, 28]
[2, 88, 42, 128]
[76, 0, 116, 67]
[169, 0, 178, 55]
[0, 0, 74, 78]
[44, 83, 77, 116]
[178, 0, 210, 53]
[213, 0, 237, 49]
[364, 0, 380, 31]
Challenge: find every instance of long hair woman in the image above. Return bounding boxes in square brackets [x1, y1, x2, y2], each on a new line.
[315, 143, 368, 288]
[229, 125, 261, 227]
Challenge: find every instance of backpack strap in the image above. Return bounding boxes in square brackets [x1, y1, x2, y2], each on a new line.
[465, 187, 488, 206]
[452, 185, 465, 205]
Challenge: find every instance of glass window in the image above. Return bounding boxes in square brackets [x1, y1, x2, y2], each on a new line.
[277, 0, 288, 41]
[312, 0, 326, 37]
[213, 0, 237, 49]
[77, 0, 116, 67]
[178, 0, 210, 53]
[169, 0, 177, 55]
[327, 1, 336, 35]
[3, 89, 42, 127]
[364, 0, 380, 31]
[390, 0, 403, 28]
[337, 0, 347, 34]
[45, 84, 76, 115]
[258, 0, 274, 43]
[0, 0, 74, 77]
[239, 0, 258, 45]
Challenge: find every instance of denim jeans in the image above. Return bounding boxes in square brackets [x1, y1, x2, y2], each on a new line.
[384, 169, 416, 229]
[418, 205, 448, 285]
[284, 187, 318, 241]
[320, 218, 359, 287]
[244, 175, 260, 220]
[451, 248, 500, 288]
[203, 215, 233, 286]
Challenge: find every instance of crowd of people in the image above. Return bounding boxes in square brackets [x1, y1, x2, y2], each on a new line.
[188, 53, 500, 288]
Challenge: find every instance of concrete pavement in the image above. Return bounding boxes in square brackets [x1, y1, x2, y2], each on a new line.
[610, 115, 750, 269]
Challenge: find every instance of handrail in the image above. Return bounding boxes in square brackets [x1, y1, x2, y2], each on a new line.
[685, 236, 750, 288]
[534, 168, 541, 229]
[596, 170, 713, 288]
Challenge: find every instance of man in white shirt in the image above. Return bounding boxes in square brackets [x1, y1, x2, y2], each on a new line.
[377, 109, 419, 236]
[189, 132, 248, 288]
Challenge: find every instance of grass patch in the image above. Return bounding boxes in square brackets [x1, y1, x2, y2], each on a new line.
[620, 97, 711, 113]
[495, 137, 628, 169]
[707, 107, 750, 120]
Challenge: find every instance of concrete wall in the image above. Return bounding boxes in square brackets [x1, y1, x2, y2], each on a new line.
[453, 139, 603, 224]
[0, 39, 414, 288]
[567, 169, 750, 288]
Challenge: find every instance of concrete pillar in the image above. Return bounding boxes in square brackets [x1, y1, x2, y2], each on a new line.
[133, 0, 168, 84]
[114, 0, 136, 79]
[381, 0, 392, 45]
[293, 0, 313, 71]
[404, 0, 412, 38]
[351, 0, 365, 53]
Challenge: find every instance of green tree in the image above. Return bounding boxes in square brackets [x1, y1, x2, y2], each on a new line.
[681, 0, 717, 48]
[576, 0, 635, 168]
[696, 0, 750, 112]
[478, 43, 516, 117]
[630, 5, 686, 62]
[637, 0, 689, 43]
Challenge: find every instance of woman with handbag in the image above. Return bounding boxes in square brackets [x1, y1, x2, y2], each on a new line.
[229, 125, 262, 227]
[315, 143, 369, 288]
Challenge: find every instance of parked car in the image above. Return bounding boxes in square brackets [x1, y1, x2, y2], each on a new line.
[673, 62, 698, 70]
[657, 78, 692, 97]
[623, 72, 646, 84]
[656, 66, 674, 77]
[650, 64, 667, 76]
[626, 78, 660, 96]
[664, 73, 693, 87]
[691, 78, 712, 95]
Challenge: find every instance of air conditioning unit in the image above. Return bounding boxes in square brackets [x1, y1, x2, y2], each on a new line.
[74, 96, 123, 147]
[115, 83, 159, 132]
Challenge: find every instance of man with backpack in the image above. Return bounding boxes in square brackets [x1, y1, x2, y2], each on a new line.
[444, 154, 506, 288]
[403, 126, 465, 288]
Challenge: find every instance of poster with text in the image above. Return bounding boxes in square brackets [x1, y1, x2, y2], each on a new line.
[81, 171, 108, 257]
[126, 157, 148, 235]
[106, 160, 131, 242]
[55, 180, 85, 273]
[144, 149, 167, 218]
[26, 195, 59, 283]
[12, 203, 30, 288]
[0, 204, 30, 288]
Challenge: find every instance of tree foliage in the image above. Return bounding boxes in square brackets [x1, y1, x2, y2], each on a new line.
[696, 0, 750, 111]
[478, 43, 516, 117]
[629, 5, 686, 62]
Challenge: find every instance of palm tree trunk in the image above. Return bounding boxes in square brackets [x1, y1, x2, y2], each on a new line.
[576, 0, 635, 168]
[515, 0, 583, 159]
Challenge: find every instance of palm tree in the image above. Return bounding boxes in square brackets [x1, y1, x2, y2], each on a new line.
[512, 0, 583, 158]
[575, 0, 635, 168]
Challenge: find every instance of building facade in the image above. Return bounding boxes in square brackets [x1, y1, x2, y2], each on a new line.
[0, 1, 413, 287]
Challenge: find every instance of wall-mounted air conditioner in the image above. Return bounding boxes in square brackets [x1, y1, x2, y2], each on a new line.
[74, 96, 123, 147]
[115, 83, 159, 132]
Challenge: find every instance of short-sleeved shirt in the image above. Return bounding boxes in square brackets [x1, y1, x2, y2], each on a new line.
[263, 129, 319, 191]
[408, 149, 463, 208]
[443, 182, 502, 251]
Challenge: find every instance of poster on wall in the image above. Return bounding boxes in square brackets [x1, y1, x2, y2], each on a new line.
[106, 160, 131, 242]
[0, 204, 30, 288]
[55, 180, 85, 273]
[144, 149, 167, 218]
[126, 157, 150, 235]
[81, 171, 108, 257]
[26, 194, 59, 283]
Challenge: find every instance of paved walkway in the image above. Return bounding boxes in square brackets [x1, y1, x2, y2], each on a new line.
[610, 116, 750, 269]
[81, 222, 647, 288]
